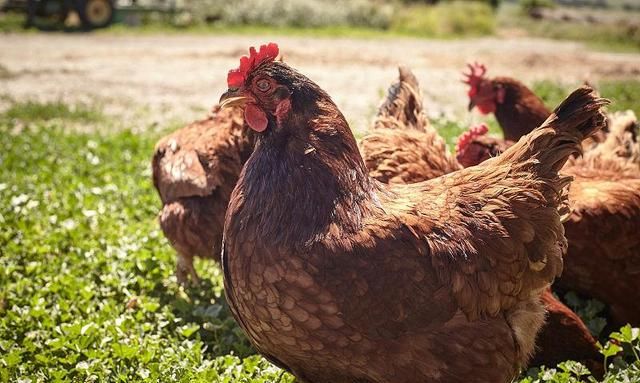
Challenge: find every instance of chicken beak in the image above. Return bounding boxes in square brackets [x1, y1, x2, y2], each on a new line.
[468, 100, 476, 111]
[219, 89, 249, 109]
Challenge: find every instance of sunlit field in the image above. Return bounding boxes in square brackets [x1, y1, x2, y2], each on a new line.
[1, 0, 640, 381]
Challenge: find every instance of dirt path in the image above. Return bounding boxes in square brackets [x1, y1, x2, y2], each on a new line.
[1, 33, 639, 131]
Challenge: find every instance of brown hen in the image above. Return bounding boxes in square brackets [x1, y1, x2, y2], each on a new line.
[559, 157, 640, 326]
[152, 105, 255, 283]
[463, 62, 606, 148]
[152, 66, 454, 283]
[221, 43, 607, 383]
[457, 110, 640, 327]
[464, 62, 550, 142]
[455, 123, 514, 168]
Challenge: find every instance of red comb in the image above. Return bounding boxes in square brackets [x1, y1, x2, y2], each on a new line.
[227, 43, 280, 88]
[455, 123, 489, 154]
[462, 62, 487, 96]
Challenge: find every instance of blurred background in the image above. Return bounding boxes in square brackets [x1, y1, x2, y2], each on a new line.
[0, 0, 638, 134]
[1, 1, 640, 382]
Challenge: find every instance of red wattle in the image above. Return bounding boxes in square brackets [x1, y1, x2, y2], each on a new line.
[245, 104, 268, 132]
[477, 102, 496, 114]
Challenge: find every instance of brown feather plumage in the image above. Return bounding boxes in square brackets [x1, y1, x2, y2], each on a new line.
[558, 158, 640, 326]
[371, 66, 429, 132]
[360, 66, 460, 184]
[223, 55, 607, 383]
[491, 77, 551, 142]
[460, 107, 640, 327]
[153, 67, 459, 282]
[152, 105, 255, 282]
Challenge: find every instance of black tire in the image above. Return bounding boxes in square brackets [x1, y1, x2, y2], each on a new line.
[77, 0, 114, 29]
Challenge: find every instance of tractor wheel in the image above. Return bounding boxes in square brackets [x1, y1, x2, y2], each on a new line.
[78, 0, 113, 29]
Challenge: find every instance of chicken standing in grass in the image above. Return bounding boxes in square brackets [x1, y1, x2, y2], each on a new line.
[152, 58, 601, 372]
[220, 43, 607, 383]
[152, 64, 458, 284]
[152, 105, 255, 283]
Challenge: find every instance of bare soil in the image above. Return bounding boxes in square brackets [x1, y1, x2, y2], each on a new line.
[1, 33, 639, 132]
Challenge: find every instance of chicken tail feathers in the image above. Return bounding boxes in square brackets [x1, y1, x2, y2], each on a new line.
[494, 86, 609, 176]
[551, 86, 608, 141]
[373, 65, 428, 132]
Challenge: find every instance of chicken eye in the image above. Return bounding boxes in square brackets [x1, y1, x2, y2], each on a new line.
[256, 79, 271, 92]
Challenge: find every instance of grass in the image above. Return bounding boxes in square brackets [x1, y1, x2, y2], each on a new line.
[599, 80, 640, 116]
[102, 22, 393, 39]
[1, 100, 107, 124]
[0, 123, 295, 382]
[532, 79, 640, 116]
[515, 19, 639, 53]
[391, 1, 495, 38]
[3, 4, 494, 40]
[1, 91, 639, 381]
[498, 3, 640, 53]
[0, 11, 26, 33]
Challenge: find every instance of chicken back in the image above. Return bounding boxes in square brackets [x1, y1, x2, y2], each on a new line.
[559, 159, 640, 326]
[360, 66, 461, 184]
[457, 110, 640, 327]
[221, 44, 607, 383]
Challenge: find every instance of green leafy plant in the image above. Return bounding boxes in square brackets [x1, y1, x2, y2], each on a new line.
[599, 80, 640, 117]
[563, 291, 607, 338]
[601, 325, 640, 377]
[188, 0, 393, 29]
[499, 2, 640, 53]
[0, 124, 284, 382]
[518, 325, 640, 382]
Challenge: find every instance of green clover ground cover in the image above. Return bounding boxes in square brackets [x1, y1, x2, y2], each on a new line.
[0, 124, 294, 382]
[0, 117, 638, 382]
